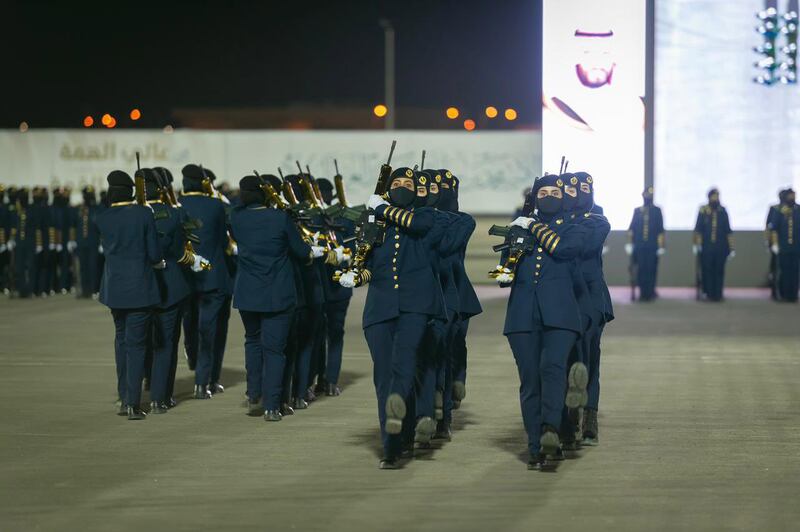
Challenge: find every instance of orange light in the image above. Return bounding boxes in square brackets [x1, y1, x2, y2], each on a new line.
[130, 108, 141, 120]
[83, 116, 94, 127]
[373, 104, 388, 118]
[446, 107, 460, 119]
[504, 108, 518, 121]
[106, 117, 117, 128]
[463, 119, 476, 131]
[485, 106, 498, 118]
[101, 113, 112, 126]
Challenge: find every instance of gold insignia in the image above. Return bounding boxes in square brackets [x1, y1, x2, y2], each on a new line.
[556, 179, 564, 187]
[570, 177, 578, 185]
[647, 186, 654, 194]
[419, 175, 427, 185]
[405, 169, 413, 178]
[555, 218, 563, 224]
[446, 171, 452, 179]
[587, 177, 593, 184]
[435, 174, 441, 183]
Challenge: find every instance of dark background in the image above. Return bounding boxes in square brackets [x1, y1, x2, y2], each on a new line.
[3, 0, 542, 129]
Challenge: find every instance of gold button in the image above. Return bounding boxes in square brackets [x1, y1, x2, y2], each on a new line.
[537, 247, 543, 252]
[394, 235, 399, 240]
[395, 243, 400, 249]
[392, 267, 397, 271]
[536, 256, 542, 260]
[392, 258, 396, 263]
[394, 284, 399, 289]
[535, 272, 540, 276]
[536, 264, 541, 269]
[393, 275, 398, 280]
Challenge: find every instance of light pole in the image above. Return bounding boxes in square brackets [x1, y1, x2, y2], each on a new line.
[379, 18, 395, 130]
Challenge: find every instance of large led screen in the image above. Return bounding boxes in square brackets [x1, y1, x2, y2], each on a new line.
[542, 0, 647, 229]
[655, 1, 800, 229]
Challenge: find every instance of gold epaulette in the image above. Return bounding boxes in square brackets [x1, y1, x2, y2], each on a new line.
[181, 191, 207, 197]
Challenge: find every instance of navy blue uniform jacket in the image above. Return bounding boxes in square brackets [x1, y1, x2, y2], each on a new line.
[503, 220, 588, 335]
[180, 193, 233, 294]
[230, 205, 311, 313]
[97, 203, 163, 309]
[151, 202, 192, 308]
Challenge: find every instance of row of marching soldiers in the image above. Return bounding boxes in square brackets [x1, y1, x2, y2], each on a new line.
[91, 163, 361, 420]
[0, 184, 107, 299]
[489, 170, 613, 471]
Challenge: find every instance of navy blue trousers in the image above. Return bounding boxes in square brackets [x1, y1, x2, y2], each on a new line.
[700, 247, 727, 301]
[452, 318, 469, 385]
[294, 304, 322, 399]
[364, 312, 428, 458]
[438, 314, 460, 423]
[240, 309, 292, 410]
[415, 318, 446, 420]
[777, 251, 799, 302]
[77, 245, 100, 297]
[507, 327, 577, 455]
[211, 295, 232, 384]
[111, 308, 152, 407]
[13, 243, 34, 297]
[194, 290, 229, 386]
[634, 247, 658, 300]
[166, 300, 185, 400]
[586, 323, 604, 410]
[324, 298, 351, 385]
[149, 302, 183, 403]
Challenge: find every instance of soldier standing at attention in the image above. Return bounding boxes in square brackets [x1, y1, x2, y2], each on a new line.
[8, 188, 35, 298]
[76, 186, 102, 298]
[769, 188, 800, 302]
[626, 186, 665, 302]
[180, 164, 234, 399]
[96, 171, 164, 420]
[693, 188, 734, 302]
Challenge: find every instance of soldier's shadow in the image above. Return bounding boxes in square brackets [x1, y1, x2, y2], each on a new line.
[346, 427, 384, 458]
[171, 368, 247, 405]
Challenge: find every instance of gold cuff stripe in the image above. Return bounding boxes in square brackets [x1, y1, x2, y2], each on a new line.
[548, 235, 561, 253]
[542, 232, 557, 250]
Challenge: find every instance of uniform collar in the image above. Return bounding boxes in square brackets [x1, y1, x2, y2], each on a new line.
[111, 201, 135, 207]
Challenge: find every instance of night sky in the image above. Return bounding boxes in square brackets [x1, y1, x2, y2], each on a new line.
[4, 0, 542, 128]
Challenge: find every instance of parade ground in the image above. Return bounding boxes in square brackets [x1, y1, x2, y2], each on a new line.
[1, 288, 799, 531]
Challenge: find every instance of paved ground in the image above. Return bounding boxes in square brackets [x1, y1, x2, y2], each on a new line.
[1, 288, 799, 531]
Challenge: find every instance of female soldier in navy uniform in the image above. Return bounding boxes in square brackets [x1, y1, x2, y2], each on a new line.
[231, 175, 319, 421]
[693, 188, 734, 302]
[497, 174, 588, 470]
[338, 167, 443, 469]
[96, 171, 164, 420]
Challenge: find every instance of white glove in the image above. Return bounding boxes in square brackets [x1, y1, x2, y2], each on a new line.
[510, 216, 534, 229]
[624, 243, 633, 256]
[311, 245, 326, 259]
[496, 273, 514, 284]
[98, 244, 104, 254]
[153, 260, 167, 270]
[0, 244, 6, 253]
[48, 243, 56, 251]
[601, 245, 609, 256]
[657, 248, 666, 256]
[692, 245, 700, 255]
[56, 244, 64, 252]
[367, 194, 389, 210]
[191, 254, 208, 272]
[728, 250, 736, 260]
[67, 241, 77, 253]
[35, 245, 43, 254]
[333, 246, 346, 264]
[6, 240, 15, 252]
[338, 271, 357, 288]
[771, 244, 779, 255]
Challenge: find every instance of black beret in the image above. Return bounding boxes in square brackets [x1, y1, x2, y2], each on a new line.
[155, 167, 174, 184]
[181, 164, 204, 181]
[205, 168, 217, 182]
[316, 177, 333, 192]
[239, 174, 263, 191]
[532, 173, 560, 197]
[390, 167, 415, 181]
[107, 170, 134, 187]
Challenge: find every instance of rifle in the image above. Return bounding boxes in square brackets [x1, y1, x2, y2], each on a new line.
[333, 140, 396, 281]
[420, 150, 426, 171]
[296, 161, 341, 248]
[487, 175, 540, 277]
[333, 159, 349, 208]
[156, 168, 181, 207]
[134, 152, 146, 206]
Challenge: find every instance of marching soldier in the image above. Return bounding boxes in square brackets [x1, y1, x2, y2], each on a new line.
[143, 170, 207, 413]
[497, 173, 588, 470]
[316, 177, 356, 396]
[768, 188, 800, 302]
[766, 190, 789, 300]
[50, 187, 75, 294]
[96, 170, 164, 420]
[693, 188, 734, 302]
[180, 164, 235, 399]
[30, 187, 53, 297]
[230, 175, 317, 421]
[626, 186, 665, 302]
[76, 186, 102, 298]
[339, 167, 443, 469]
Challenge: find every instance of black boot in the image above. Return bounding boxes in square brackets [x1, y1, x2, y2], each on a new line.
[193, 384, 212, 399]
[127, 406, 147, 420]
[149, 401, 168, 414]
[247, 398, 263, 417]
[326, 383, 341, 397]
[540, 424, 560, 456]
[263, 410, 282, 422]
[582, 409, 599, 446]
[209, 382, 224, 395]
[527, 453, 547, 471]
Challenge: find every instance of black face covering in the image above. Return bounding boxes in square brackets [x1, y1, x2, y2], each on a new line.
[18, 193, 29, 208]
[536, 195, 562, 216]
[426, 186, 440, 207]
[389, 184, 415, 208]
[787, 193, 796, 206]
[643, 196, 653, 206]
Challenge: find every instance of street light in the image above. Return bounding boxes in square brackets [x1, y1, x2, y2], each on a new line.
[379, 19, 395, 130]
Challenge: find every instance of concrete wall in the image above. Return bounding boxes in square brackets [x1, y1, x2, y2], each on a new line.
[468, 216, 771, 287]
